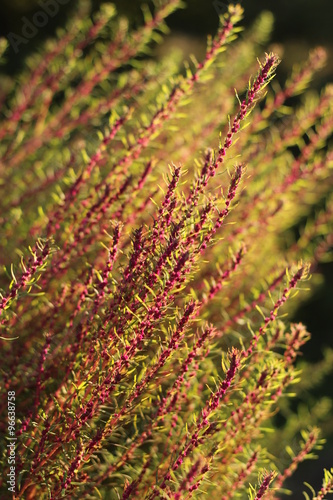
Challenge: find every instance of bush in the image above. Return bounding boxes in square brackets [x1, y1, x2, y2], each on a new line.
[0, 1, 332, 498]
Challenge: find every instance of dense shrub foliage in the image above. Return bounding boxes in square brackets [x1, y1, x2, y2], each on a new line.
[0, 1, 332, 498]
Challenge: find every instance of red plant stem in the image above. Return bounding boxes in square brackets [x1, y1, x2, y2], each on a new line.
[197, 356, 290, 490]
[313, 474, 333, 500]
[3, 0, 181, 170]
[74, 166, 243, 401]
[47, 5, 242, 245]
[148, 349, 240, 499]
[69, 301, 197, 435]
[14, 233, 120, 468]
[68, 326, 215, 499]
[272, 428, 320, 492]
[173, 457, 203, 499]
[221, 450, 259, 500]
[215, 267, 287, 338]
[58, 441, 83, 494]
[121, 457, 152, 500]
[242, 84, 333, 182]
[27, 297, 198, 481]
[0, 240, 50, 321]
[184, 463, 210, 497]
[279, 116, 333, 193]
[33, 334, 52, 411]
[255, 471, 276, 499]
[179, 281, 310, 493]
[188, 54, 279, 205]
[0, 4, 118, 143]
[0, 31, 75, 142]
[126, 301, 198, 397]
[248, 46, 327, 135]
[242, 266, 306, 359]
[227, 150, 332, 260]
[46, 115, 127, 238]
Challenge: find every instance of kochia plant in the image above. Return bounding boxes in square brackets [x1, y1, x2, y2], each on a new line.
[0, 1, 332, 498]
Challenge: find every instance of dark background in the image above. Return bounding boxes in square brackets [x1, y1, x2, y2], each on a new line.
[0, 1, 332, 497]
[1, 0, 333, 81]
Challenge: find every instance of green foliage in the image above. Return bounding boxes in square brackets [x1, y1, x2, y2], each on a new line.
[0, 1, 332, 498]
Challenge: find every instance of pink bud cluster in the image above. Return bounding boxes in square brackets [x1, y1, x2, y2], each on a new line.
[0, 239, 50, 319]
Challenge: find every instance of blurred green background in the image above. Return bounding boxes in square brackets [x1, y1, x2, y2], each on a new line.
[0, 1, 332, 497]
